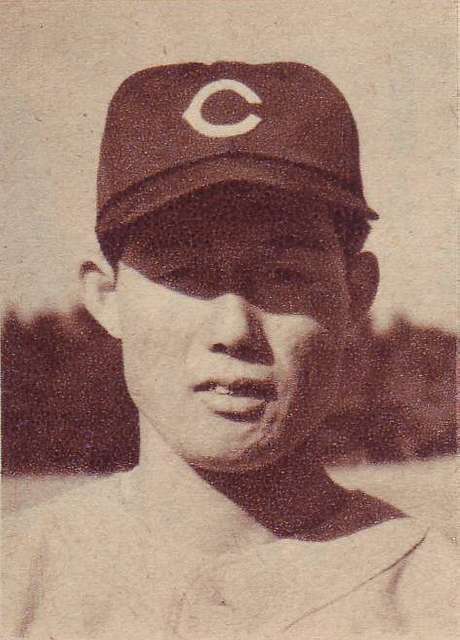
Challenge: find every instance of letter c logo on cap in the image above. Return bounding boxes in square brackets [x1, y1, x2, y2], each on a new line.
[183, 79, 262, 138]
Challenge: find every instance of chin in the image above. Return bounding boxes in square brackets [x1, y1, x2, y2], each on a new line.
[185, 436, 294, 474]
[185, 402, 304, 473]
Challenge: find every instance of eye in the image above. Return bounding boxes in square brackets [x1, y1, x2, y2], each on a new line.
[265, 266, 308, 286]
[155, 264, 222, 298]
[157, 266, 197, 285]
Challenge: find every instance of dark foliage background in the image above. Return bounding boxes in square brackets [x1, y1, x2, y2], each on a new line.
[1, 307, 456, 475]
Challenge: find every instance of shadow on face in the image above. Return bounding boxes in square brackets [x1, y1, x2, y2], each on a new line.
[119, 182, 349, 322]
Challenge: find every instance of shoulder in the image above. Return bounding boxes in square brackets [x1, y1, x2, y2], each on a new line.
[280, 519, 455, 639]
[3, 473, 126, 545]
[2, 502, 45, 638]
[2, 473, 130, 638]
[393, 525, 458, 638]
[2, 496, 56, 639]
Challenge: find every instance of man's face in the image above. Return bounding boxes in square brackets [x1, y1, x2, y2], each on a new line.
[114, 190, 354, 471]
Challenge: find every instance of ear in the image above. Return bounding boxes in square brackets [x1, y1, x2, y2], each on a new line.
[346, 251, 379, 321]
[80, 258, 122, 339]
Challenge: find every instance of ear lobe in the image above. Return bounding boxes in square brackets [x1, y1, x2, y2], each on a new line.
[80, 259, 122, 339]
[346, 251, 379, 321]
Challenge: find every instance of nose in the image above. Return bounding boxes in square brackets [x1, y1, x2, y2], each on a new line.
[208, 293, 274, 365]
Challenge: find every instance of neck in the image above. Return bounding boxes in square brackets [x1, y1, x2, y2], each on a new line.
[122, 415, 275, 555]
[195, 445, 347, 537]
[128, 414, 347, 551]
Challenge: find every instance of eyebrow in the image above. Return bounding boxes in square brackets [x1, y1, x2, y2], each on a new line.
[268, 233, 333, 252]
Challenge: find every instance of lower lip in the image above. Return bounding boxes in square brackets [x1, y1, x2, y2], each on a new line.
[196, 391, 270, 421]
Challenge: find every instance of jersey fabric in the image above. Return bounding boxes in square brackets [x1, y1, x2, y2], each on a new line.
[2, 470, 456, 639]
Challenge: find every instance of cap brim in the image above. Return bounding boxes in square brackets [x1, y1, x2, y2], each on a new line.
[97, 154, 378, 238]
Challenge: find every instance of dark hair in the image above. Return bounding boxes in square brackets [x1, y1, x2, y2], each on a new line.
[330, 206, 371, 255]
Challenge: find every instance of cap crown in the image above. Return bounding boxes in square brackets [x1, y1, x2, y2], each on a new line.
[97, 62, 365, 218]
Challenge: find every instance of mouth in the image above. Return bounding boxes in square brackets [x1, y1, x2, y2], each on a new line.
[193, 378, 277, 421]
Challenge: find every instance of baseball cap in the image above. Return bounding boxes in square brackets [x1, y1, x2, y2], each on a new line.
[96, 61, 377, 259]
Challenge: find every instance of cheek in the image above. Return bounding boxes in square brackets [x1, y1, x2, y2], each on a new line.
[263, 313, 320, 381]
[115, 273, 199, 399]
[263, 312, 346, 394]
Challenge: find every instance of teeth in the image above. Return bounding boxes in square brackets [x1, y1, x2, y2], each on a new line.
[214, 385, 232, 395]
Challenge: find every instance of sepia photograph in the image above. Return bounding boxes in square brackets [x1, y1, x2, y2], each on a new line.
[1, 1, 457, 638]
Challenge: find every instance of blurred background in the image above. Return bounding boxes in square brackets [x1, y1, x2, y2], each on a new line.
[1, 2, 457, 522]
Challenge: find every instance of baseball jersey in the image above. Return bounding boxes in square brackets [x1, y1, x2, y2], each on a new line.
[2, 467, 456, 639]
